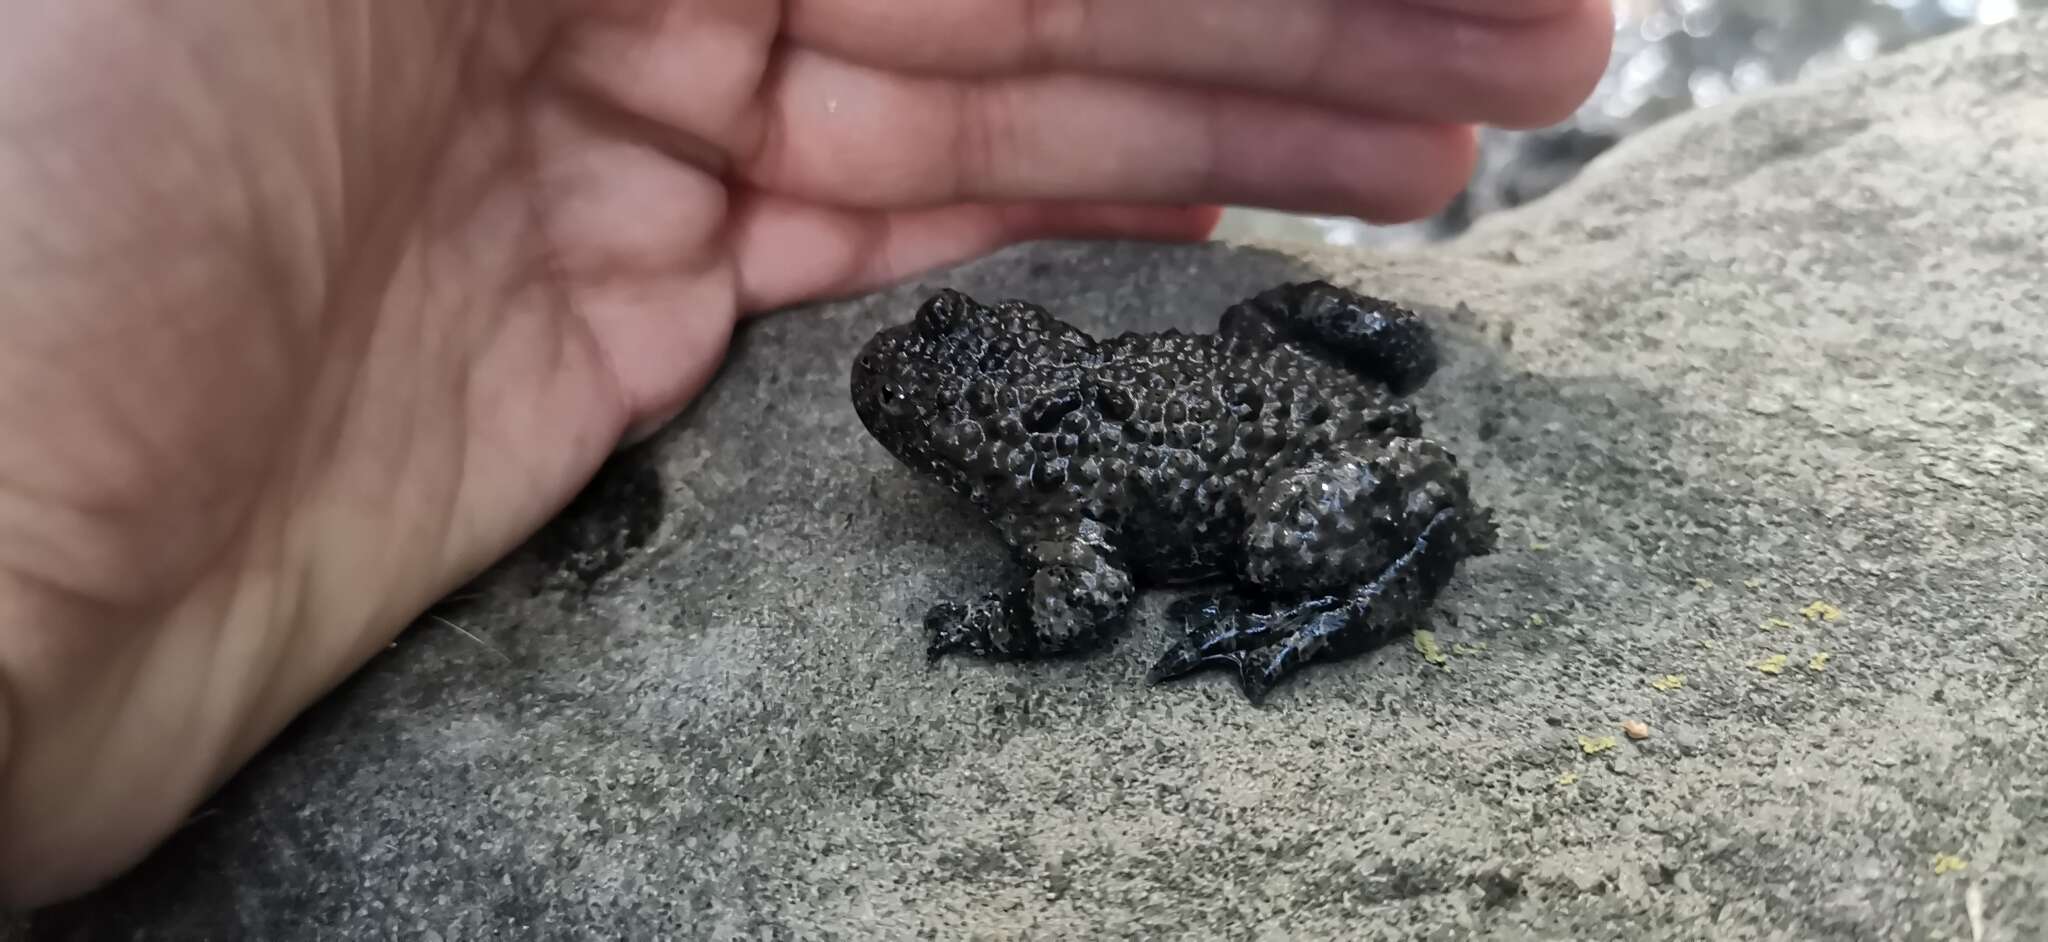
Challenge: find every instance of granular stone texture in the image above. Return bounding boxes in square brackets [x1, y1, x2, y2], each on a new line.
[21, 13, 2048, 941]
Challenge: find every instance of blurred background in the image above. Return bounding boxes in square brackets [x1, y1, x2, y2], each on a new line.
[1214, 0, 2043, 246]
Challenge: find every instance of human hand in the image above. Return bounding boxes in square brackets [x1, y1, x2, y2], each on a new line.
[0, 0, 1610, 905]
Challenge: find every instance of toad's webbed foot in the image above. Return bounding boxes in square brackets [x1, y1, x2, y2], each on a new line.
[1145, 592, 1330, 682]
[925, 591, 1029, 661]
[1148, 506, 1486, 703]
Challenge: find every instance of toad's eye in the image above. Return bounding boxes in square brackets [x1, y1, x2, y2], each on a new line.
[915, 290, 967, 334]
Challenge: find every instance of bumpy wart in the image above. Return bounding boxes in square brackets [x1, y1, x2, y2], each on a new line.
[851, 281, 1498, 703]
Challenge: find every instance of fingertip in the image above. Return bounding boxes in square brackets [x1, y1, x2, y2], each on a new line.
[1397, 0, 1606, 23]
[1484, 0, 1616, 130]
[1187, 204, 1226, 238]
[1298, 122, 1478, 226]
[1367, 123, 1479, 224]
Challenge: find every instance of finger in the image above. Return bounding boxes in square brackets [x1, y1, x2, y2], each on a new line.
[783, 0, 1612, 129]
[746, 50, 1479, 221]
[549, 0, 777, 153]
[1395, 0, 1600, 19]
[526, 88, 742, 441]
[727, 194, 1222, 313]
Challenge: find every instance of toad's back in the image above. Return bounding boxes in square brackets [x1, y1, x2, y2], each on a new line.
[1054, 330, 1421, 582]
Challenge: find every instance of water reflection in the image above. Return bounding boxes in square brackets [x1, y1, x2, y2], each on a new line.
[1216, 0, 2041, 247]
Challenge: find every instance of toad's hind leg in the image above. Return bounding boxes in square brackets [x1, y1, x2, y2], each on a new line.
[1147, 438, 1497, 703]
[1218, 281, 1440, 395]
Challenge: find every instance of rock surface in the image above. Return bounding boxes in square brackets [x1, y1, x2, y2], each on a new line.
[21, 14, 2048, 941]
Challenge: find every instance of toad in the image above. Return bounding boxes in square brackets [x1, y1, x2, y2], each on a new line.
[851, 281, 1497, 703]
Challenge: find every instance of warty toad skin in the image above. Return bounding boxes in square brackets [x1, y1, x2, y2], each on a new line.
[851, 281, 1497, 703]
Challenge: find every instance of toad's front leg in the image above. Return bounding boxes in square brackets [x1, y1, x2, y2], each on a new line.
[925, 517, 1134, 661]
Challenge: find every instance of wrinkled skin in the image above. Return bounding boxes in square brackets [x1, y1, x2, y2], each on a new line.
[853, 282, 1499, 702]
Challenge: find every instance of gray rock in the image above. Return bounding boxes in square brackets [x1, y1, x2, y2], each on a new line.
[21, 13, 2048, 941]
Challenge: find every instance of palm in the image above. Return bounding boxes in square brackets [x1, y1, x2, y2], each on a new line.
[0, 0, 1608, 905]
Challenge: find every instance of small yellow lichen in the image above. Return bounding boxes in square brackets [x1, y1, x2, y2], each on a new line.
[1694, 578, 1715, 590]
[1651, 674, 1686, 691]
[1700, 639, 1721, 651]
[1529, 613, 1547, 627]
[1809, 652, 1832, 672]
[1453, 642, 1490, 656]
[1763, 617, 1795, 631]
[1579, 735, 1618, 755]
[1529, 541, 1551, 551]
[1743, 578, 1764, 590]
[1755, 654, 1789, 675]
[1414, 630, 1448, 667]
[1933, 854, 1967, 876]
[1556, 771, 1579, 786]
[1801, 600, 1842, 622]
